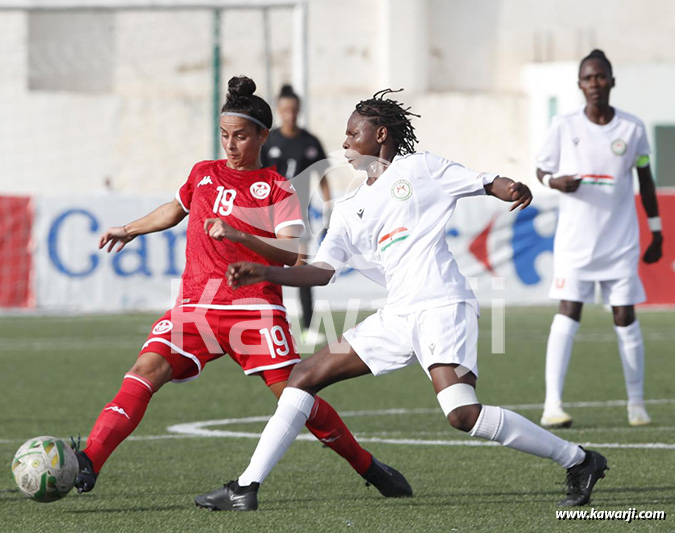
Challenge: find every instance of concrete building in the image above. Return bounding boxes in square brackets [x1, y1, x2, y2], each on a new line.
[1, 0, 674, 195]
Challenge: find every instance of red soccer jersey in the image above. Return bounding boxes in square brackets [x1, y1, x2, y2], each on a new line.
[175, 160, 303, 308]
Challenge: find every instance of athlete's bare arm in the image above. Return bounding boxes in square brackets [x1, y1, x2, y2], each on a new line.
[99, 198, 187, 253]
[204, 219, 302, 266]
[636, 164, 663, 264]
[536, 168, 581, 193]
[484, 176, 533, 211]
[227, 261, 335, 289]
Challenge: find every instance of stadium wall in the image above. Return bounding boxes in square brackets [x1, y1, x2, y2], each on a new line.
[3, 1, 675, 197]
[2, 191, 673, 312]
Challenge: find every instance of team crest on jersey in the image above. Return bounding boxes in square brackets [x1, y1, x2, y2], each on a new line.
[152, 320, 173, 335]
[250, 181, 271, 199]
[611, 139, 627, 155]
[391, 179, 413, 201]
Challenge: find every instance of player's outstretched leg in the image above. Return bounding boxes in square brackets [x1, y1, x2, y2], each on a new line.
[304, 396, 412, 498]
[436, 377, 608, 506]
[194, 388, 412, 511]
[195, 386, 311, 511]
[470, 404, 608, 505]
[75, 371, 158, 493]
[195, 347, 411, 511]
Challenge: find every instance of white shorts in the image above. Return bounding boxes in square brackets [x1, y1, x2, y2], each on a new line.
[343, 302, 479, 380]
[548, 275, 646, 306]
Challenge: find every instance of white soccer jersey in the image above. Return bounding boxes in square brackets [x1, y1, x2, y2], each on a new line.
[537, 107, 650, 280]
[314, 152, 497, 313]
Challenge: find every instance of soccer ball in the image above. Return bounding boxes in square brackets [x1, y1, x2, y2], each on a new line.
[11, 436, 78, 503]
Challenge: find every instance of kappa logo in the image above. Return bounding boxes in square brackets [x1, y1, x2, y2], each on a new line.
[250, 181, 271, 200]
[357, 208, 364, 219]
[319, 435, 342, 444]
[573, 137, 580, 146]
[105, 405, 130, 419]
[429, 342, 436, 354]
[152, 320, 173, 335]
[391, 179, 413, 201]
[198, 176, 213, 187]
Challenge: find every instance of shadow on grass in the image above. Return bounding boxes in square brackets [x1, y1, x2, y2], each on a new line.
[597, 485, 675, 494]
[66, 505, 188, 514]
[410, 485, 675, 508]
[593, 485, 675, 505]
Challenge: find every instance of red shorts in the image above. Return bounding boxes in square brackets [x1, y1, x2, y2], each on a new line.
[139, 306, 301, 386]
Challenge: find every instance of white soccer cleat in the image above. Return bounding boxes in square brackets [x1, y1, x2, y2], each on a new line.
[627, 403, 652, 426]
[540, 404, 573, 429]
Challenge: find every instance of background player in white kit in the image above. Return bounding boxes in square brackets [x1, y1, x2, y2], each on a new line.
[537, 50, 664, 429]
[194, 89, 609, 510]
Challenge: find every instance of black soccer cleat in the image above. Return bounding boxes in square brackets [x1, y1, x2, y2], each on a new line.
[361, 457, 413, 498]
[74, 450, 98, 494]
[557, 448, 608, 507]
[194, 480, 260, 511]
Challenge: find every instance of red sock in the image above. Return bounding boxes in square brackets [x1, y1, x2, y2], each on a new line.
[84, 373, 154, 473]
[305, 396, 372, 475]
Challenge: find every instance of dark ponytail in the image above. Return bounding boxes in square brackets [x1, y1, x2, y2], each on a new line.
[221, 76, 273, 130]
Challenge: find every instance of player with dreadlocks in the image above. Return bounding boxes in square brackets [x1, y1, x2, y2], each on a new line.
[195, 89, 608, 511]
[354, 88, 420, 155]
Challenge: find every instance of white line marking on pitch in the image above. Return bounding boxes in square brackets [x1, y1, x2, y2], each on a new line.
[2, 399, 674, 450]
[162, 399, 675, 450]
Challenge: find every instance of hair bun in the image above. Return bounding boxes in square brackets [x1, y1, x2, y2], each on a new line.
[589, 49, 607, 59]
[228, 76, 256, 97]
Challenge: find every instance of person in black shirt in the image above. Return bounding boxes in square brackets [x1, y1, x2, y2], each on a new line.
[261, 85, 331, 343]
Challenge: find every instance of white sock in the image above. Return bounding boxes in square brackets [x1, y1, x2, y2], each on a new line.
[470, 405, 585, 469]
[544, 314, 580, 408]
[615, 321, 645, 405]
[238, 387, 315, 486]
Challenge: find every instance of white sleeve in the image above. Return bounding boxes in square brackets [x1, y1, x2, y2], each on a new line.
[635, 119, 651, 156]
[423, 152, 497, 199]
[312, 210, 353, 284]
[536, 118, 562, 173]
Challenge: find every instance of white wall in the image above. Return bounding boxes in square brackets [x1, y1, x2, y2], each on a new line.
[1, 0, 675, 197]
[428, 0, 675, 92]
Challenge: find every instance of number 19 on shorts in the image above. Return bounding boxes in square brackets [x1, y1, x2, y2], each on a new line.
[259, 326, 292, 358]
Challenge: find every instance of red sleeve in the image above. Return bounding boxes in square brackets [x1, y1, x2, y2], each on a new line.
[176, 164, 200, 213]
[271, 177, 305, 236]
